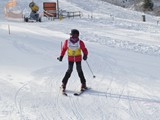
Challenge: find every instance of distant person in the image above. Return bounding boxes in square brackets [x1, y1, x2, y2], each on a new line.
[58, 29, 88, 92]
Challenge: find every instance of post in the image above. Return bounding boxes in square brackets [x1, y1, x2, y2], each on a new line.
[57, 0, 59, 19]
[61, 41, 62, 52]
[142, 15, 146, 22]
[8, 24, 10, 34]
[157, 21, 159, 25]
[91, 12, 93, 19]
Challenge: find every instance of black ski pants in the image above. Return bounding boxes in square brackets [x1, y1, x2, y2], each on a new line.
[62, 61, 86, 86]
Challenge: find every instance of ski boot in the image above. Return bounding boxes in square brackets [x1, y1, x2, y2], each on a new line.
[81, 83, 88, 91]
[61, 83, 66, 92]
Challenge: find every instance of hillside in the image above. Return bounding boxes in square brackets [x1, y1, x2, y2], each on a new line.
[102, 0, 160, 16]
[0, 0, 160, 120]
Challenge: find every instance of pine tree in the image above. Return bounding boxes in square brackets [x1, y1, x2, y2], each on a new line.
[143, 0, 154, 11]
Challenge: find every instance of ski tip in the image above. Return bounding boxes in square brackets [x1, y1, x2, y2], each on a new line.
[62, 92, 68, 96]
[74, 93, 79, 96]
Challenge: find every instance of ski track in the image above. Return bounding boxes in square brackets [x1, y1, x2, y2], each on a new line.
[70, 98, 85, 120]
[96, 56, 114, 120]
[1, 0, 160, 120]
[95, 51, 160, 120]
[13, 68, 67, 120]
[126, 91, 137, 119]
[14, 83, 29, 119]
[2, 24, 160, 119]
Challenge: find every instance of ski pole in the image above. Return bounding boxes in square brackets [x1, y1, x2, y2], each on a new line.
[8, 24, 11, 35]
[86, 60, 96, 78]
[61, 41, 62, 52]
[57, 41, 63, 61]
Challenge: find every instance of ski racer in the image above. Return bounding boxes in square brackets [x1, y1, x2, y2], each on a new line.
[58, 29, 88, 92]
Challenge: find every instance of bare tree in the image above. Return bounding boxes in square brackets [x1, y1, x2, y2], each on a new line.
[143, 0, 154, 11]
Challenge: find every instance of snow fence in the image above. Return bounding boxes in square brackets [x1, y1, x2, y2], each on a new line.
[4, 0, 23, 19]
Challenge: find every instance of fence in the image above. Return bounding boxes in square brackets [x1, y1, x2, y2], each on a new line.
[4, 0, 23, 19]
[59, 10, 82, 18]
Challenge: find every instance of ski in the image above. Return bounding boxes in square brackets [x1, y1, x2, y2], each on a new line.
[62, 92, 68, 96]
[74, 88, 90, 96]
[74, 91, 84, 96]
[60, 87, 68, 96]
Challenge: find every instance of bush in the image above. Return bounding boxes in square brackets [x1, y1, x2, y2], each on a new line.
[143, 0, 154, 11]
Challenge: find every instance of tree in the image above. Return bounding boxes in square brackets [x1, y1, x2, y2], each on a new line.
[143, 0, 154, 11]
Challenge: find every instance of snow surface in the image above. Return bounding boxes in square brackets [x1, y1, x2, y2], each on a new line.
[0, 0, 160, 120]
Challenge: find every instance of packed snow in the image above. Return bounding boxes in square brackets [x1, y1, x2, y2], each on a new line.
[0, 0, 160, 120]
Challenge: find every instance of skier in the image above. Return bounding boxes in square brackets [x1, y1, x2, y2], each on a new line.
[58, 29, 88, 92]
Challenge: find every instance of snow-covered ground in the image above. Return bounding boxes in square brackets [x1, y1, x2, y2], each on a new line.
[0, 0, 160, 120]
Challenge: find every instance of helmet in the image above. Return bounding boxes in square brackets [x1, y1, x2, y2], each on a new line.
[70, 29, 79, 35]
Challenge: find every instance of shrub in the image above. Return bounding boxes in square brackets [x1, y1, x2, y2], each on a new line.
[143, 0, 154, 11]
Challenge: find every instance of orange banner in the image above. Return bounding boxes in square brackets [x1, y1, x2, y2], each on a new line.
[6, 0, 16, 8]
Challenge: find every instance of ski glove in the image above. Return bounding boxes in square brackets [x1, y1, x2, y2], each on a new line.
[57, 56, 63, 61]
[83, 55, 87, 61]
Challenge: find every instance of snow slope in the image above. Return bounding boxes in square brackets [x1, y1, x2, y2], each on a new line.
[0, 0, 160, 120]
